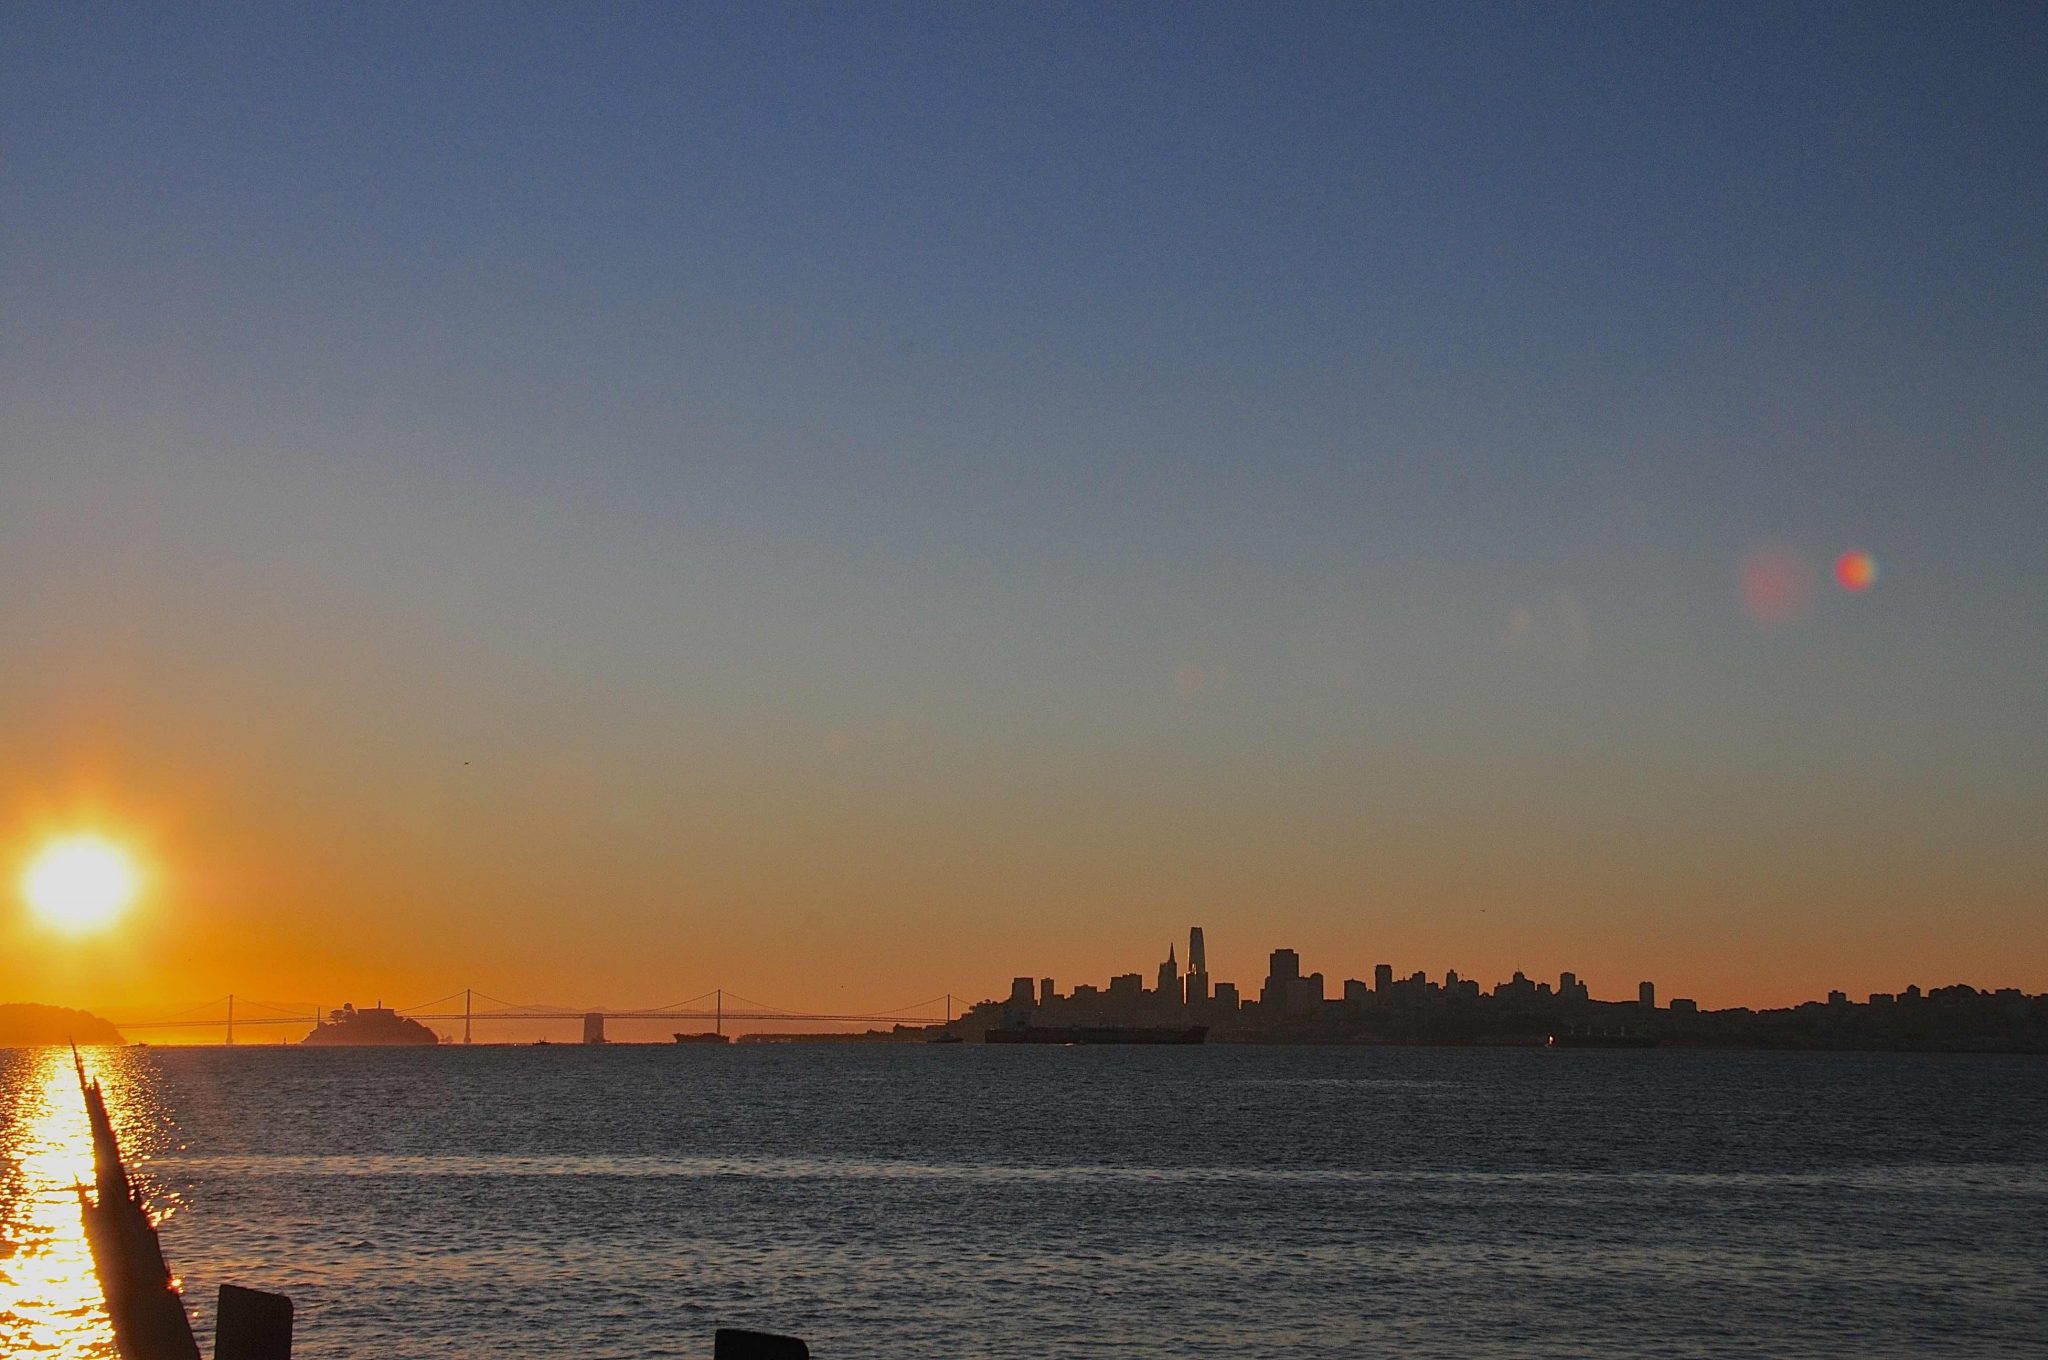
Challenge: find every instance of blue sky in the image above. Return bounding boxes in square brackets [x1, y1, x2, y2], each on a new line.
[3, 2, 2044, 1007]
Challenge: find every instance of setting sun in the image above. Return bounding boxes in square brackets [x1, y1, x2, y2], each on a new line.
[21, 836, 139, 935]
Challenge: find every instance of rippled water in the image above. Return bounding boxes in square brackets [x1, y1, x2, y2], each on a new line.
[4, 1044, 2045, 1358]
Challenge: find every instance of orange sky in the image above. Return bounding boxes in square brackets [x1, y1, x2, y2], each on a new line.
[5, 681, 2039, 1041]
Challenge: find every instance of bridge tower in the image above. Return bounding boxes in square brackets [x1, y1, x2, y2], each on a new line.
[582, 1012, 607, 1045]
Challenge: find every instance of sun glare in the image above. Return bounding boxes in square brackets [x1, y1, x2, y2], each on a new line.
[22, 836, 139, 934]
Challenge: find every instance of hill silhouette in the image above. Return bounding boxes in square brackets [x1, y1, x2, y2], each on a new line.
[0, 1002, 125, 1046]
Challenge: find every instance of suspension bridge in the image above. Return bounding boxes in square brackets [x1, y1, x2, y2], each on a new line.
[111, 988, 966, 1043]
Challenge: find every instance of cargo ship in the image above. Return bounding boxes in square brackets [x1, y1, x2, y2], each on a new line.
[674, 1031, 730, 1044]
[985, 1025, 1207, 1045]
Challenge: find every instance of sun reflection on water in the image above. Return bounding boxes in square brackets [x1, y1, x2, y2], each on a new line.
[1, 1048, 127, 1358]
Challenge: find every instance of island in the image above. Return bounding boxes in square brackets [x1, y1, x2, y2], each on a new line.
[0, 1002, 124, 1047]
[302, 1002, 441, 1046]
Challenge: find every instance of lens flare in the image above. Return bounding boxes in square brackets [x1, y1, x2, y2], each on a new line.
[1835, 550, 1878, 592]
[1739, 547, 1815, 628]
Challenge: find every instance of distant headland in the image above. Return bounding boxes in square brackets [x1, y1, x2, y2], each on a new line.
[0, 1002, 124, 1047]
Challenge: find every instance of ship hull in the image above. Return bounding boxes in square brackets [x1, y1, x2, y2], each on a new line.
[985, 1025, 1207, 1045]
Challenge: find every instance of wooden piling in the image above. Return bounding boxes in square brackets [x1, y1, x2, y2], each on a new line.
[713, 1328, 810, 1359]
[214, 1284, 293, 1360]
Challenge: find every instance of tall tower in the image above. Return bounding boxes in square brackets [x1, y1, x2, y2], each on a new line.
[1186, 926, 1210, 1005]
[1157, 944, 1181, 1003]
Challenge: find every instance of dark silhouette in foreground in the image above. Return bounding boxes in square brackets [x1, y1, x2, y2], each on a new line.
[74, 1045, 809, 1358]
[75, 1045, 299, 1358]
[74, 1044, 202, 1360]
[717, 1328, 810, 1359]
[213, 1287, 293, 1360]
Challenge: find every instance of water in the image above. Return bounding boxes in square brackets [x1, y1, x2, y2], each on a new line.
[4, 1044, 2045, 1358]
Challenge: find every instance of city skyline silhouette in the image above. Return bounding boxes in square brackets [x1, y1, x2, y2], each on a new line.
[40, 917, 2046, 1052]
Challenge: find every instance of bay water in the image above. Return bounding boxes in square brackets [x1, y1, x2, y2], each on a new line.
[3, 1044, 2044, 1357]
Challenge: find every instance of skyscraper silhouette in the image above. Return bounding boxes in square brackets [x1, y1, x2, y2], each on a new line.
[1261, 949, 1301, 1010]
[1157, 945, 1181, 1004]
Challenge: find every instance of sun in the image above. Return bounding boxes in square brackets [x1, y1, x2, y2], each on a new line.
[22, 836, 140, 935]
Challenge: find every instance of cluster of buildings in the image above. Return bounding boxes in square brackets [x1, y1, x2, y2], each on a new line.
[977, 926, 1668, 1032]
[957, 928, 2048, 1051]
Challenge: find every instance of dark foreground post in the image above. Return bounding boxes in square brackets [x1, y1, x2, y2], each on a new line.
[714, 1327, 810, 1359]
[214, 1284, 293, 1360]
[73, 1046, 203, 1360]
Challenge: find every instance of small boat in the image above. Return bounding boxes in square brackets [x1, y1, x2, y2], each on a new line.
[926, 1032, 964, 1045]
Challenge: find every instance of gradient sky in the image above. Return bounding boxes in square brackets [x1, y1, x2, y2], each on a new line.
[3, 2, 2044, 1029]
